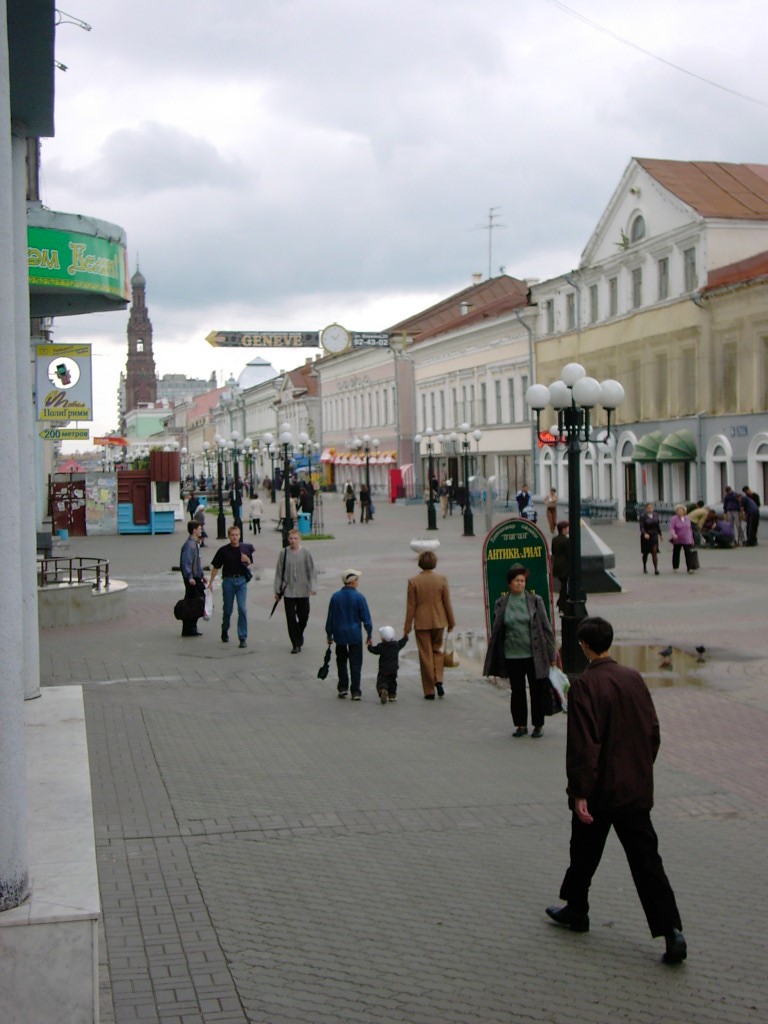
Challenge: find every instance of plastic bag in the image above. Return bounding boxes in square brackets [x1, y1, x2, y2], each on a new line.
[204, 588, 213, 621]
[443, 630, 459, 668]
[549, 665, 570, 713]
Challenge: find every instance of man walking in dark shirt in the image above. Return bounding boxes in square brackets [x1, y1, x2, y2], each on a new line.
[208, 525, 254, 648]
[546, 616, 687, 965]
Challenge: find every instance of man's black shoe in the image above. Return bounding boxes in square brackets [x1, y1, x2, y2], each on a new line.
[239, 638, 247, 649]
[221, 632, 229, 643]
[545, 905, 590, 932]
[436, 683, 445, 697]
[662, 929, 687, 964]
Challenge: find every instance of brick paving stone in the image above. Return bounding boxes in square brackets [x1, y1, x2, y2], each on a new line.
[40, 505, 768, 1022]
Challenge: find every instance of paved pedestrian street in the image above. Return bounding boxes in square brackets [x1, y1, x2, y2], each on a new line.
[40, 502, 768, 1023]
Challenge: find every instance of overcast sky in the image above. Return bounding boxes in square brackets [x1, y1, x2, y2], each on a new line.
[41, 0, 768, 440]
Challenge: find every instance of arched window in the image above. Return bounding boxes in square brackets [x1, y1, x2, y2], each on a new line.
[136, 339, 144, 353]
[630, 215, 646, 242]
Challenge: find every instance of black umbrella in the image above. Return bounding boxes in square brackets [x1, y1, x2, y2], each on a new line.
[317, 648, 332, 680]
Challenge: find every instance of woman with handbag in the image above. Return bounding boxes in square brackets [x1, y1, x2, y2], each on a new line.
[483, 564, 557, 738]
[668, 505, 697, 573]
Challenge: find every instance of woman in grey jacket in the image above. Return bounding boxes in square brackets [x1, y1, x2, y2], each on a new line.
[483, 563, 557, 738]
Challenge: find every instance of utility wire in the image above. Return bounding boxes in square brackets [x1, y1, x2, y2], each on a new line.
[544, 0, 768, 110]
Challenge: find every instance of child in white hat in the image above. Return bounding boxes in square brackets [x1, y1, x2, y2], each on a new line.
[367, 626, 408, 704]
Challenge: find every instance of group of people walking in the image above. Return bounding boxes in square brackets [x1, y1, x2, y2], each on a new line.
[176, 496, 692, 967]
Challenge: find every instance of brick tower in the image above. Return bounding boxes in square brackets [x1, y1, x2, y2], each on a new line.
[122, 265, 157, 429]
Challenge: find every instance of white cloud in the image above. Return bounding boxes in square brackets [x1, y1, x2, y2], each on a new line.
[43, 0, 768, 440]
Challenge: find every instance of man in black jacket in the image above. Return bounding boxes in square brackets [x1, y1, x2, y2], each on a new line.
[545, 616, 687, 965]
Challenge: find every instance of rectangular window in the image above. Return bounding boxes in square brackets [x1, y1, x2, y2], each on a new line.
[520, 375, 528, 415]
[480, 382, 487, 424]
[631, 267, 642, 309]
[589, 284, 598, 324]
[566, 293, 575, 330]
[421, 393, 427, 431]
[452, 387, 458, 425]
[495, 379, 502, 423]
[430, 391, 436, 429]
[609, 277, 618, 317]
[658, 257, 669, 300]
[382, 389, 388, 425]
[722, 341, 738, 410]
[508, 378, 516, 422]
[684, 247, 697, 292]
[546, 301, 554, 334]
[439, 390, 446, 429]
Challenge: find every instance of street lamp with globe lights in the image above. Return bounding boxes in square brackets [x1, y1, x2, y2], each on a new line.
[361, 434, 379, 518]
[414, 427, 438, 531]
[214, 435, 227, 538]
[278, 422, 296, 547]
[229, 430, 244, 527]
[526, 363, 625, 672]
[262, 433, 277, 503]
[458, 423, 480, 537]
[242, 436, 254, 494]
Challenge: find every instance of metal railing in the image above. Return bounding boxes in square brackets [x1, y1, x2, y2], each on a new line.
[37, 556, 111, 591]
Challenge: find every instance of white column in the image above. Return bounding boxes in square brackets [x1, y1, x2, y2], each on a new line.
[0, 0, 31, 910]
[12, 136, 40, 700]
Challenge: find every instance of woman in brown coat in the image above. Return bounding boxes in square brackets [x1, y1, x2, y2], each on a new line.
[483, 563, 557, 738]
[403, 551, 456, 700]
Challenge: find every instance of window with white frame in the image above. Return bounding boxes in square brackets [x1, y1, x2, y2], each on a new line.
[589, 284, 598, 324]
[631, 267, 642, 309]
[658, 257, 669, 300]
[566, 292, 575, 330]
[683, 247, 697, 292]
[546, 301, 554, 334]
[495, 379, 502, 423]
[609, 277, 618, 317]
[508, 378, 516, 422]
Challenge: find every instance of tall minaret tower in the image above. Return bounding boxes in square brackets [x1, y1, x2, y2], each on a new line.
[122, 264, 157, 430]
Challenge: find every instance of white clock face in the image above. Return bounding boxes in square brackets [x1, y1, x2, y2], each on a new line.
[321, 323, 350, 354]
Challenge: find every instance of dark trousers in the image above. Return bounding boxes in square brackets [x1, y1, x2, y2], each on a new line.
[283, 596, 310, 648]
[745, 512, 759, 546]
[376, 671, 398, 697]
[181, 579, 204, 635]
[336, 643, 363, 696]
[560, 808, 683, 937]
[506, 657, 545, 728]
[672, 543, 695, 570]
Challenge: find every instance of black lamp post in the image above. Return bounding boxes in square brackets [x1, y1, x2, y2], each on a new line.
[414, 428, 438, 530]
[202, 441, 211, 494]
[527, 364, 625, 673]
[278, 422, 295, 547]
[214, 435, 227, 539]
[243, 437, 254, 494]
[229, 430, 244, 529]
[262, 433, 277, 503]
[457, 423, 480, 537]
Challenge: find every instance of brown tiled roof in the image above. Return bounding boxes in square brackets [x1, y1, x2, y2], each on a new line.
[386, 275, 530, 342]
[702, 248, 768, 293]
[287, 360, 319, 396]
[637, 159, 768, 219]
[188, 387, 226, 418]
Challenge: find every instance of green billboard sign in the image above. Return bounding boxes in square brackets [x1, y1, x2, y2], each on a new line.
[28, 226, 128, 301]
[482, 518, 554, 638]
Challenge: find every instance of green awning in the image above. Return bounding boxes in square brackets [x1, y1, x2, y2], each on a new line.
[632, 431, 664, 463]
[657, 429, 697, 462]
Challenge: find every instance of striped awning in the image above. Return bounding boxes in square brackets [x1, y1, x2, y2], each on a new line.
[657, 429, 697, 462]
[631, 431, 664, 463]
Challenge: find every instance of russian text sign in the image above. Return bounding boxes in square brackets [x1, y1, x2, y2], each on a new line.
[482, 518, 554, 638]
